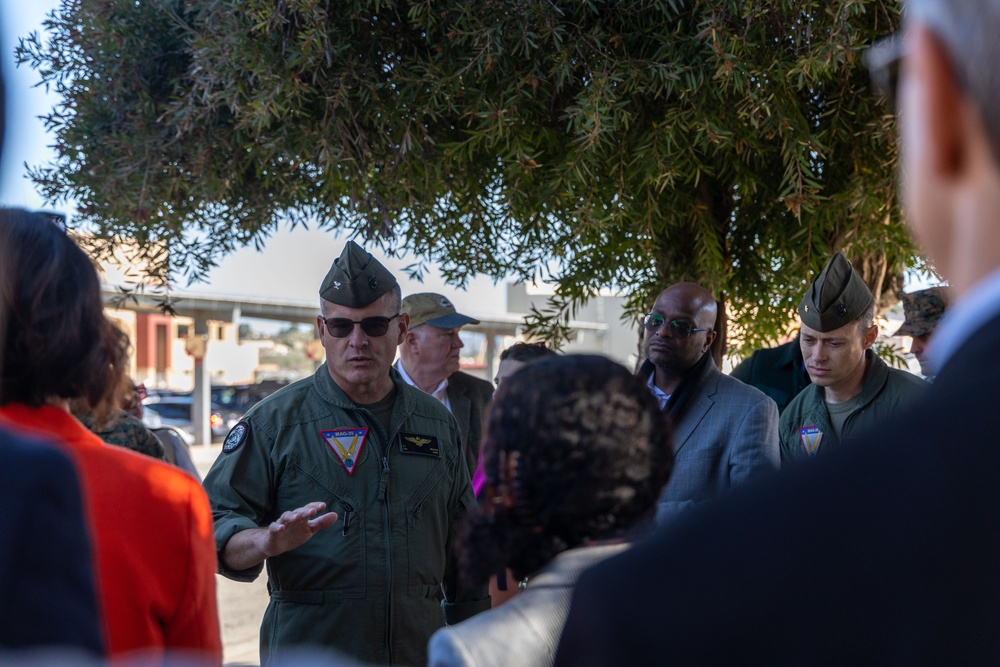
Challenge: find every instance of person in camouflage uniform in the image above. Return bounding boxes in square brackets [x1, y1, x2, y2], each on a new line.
[894, 286, 949, 377]
[74, 408, 166, 461]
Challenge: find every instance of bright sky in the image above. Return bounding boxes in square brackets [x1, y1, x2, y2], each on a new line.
[0, 0, 511, 323]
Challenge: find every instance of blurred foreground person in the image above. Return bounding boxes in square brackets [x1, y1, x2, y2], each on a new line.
[428, 355, 672, 667]
[555, 1, 1000, 663]
[0, 427, 104, 656]
[481, 342, 559, 608]
[0, 209, 221, 663]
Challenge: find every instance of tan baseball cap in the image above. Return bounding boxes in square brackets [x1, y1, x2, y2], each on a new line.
[401, 292, 480, 329]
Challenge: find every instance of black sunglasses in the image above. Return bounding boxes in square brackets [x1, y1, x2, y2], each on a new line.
[865, 33, 903, 106]
[642, 314, 711, 339]
[321, 313, 400, 338]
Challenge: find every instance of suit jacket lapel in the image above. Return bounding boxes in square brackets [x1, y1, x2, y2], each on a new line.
[447, 379, 472, 447]
[672, 362, 720, 456]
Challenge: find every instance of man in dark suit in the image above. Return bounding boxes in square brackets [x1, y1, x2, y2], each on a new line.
[730, 335, 810, 414]
[638, 282, 779, 520]
[555, 1, 1000, 663]
[0, 426, 104, 655]
[397, 292, 493, 478]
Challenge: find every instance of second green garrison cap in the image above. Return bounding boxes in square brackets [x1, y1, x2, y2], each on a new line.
[798, 251, 874, 332]
[319, 240, 397, 308]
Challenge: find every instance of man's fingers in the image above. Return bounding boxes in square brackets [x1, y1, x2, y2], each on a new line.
[308, 511, 339, 530]
[278, 501, 328, 526]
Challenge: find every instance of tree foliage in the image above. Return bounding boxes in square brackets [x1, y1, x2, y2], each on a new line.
[17, 0, 918, 355]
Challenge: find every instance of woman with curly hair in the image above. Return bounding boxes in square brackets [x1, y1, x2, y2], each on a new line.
[0, 208, 222, 662]
[428, 354, 673, 667]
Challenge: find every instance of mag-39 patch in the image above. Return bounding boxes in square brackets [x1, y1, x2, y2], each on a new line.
[398, 432, 440, 458]
[798, 426, 823, 456]
[322, 427, 368, 475]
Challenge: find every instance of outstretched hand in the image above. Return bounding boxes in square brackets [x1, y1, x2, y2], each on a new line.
[262, 501, 338, 558]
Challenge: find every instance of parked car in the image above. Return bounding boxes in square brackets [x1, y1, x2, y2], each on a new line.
[142, 406, 195, 447]
[211, 381, 289, 416]
[142, 396, 241, 443]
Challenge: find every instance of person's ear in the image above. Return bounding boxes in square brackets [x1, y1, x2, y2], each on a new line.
[703, 330, 717, 353]
[863, 324, 879, 349]
[910, 25, 965, 177]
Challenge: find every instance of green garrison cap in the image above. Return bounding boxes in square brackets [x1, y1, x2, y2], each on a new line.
[798, 252, 874, 332]
[895, 286, 948, 338]
[319, 241, 397, 308]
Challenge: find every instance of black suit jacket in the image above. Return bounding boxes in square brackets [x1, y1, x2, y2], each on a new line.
[446, 371, 494, 479]
[556, 313, 1000, 665]
[0, 425, 104, 655]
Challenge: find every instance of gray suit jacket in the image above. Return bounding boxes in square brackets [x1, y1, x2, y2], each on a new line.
[427, 544, 628, 667]
[643, 355, 779, 520]
[445, 371, 494, 479]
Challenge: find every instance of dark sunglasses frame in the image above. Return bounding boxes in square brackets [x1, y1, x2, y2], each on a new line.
[642, 314, 712, 339]
[321, 313, 400, 338]
[865, 33, 903, 107]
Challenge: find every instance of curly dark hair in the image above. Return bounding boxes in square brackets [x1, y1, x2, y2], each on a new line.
[0, 208, 128, 421]
[458, 354, 673, 584]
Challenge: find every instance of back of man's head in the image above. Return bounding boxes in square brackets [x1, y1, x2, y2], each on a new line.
[906, 0, 1000, 162]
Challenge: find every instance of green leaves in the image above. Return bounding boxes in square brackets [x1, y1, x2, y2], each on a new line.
[18, 0, 914, 356]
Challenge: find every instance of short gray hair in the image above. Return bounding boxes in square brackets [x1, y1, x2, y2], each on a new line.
[855, 299, 876, 336]
[906, 0, 1000, 162]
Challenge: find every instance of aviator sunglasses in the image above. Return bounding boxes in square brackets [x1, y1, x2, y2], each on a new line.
[642, 314, 712, 340]
[321, 313, 400, 338]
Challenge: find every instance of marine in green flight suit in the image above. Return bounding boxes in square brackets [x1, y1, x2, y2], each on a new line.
[779, 252, 928, 463]
[204, 241, 490, 666]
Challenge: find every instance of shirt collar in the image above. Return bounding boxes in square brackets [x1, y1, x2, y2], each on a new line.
[927, 267, 1000, 374]
[646, 370, 671, 411]
[396, 361, 451, 410]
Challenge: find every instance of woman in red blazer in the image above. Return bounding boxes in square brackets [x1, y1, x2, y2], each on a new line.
[0, 209, 222, 663]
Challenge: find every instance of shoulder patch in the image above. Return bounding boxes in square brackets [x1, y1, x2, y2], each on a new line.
[398, 432, 440, 458]
[223, 422, 249, 453]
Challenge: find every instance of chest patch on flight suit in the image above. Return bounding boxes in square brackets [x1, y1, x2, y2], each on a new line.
[398, 432, 440, 458]
[798, 426, 823, 456]
[223, 422, 249, 453]
[321, 427, 368, 475]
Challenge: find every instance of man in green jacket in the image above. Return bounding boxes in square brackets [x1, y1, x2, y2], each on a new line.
[204, 241, 490, 666]
[780, 252, 928, 463]
[730, 334, 811, 414]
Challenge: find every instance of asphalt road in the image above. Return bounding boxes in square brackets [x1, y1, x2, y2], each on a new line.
[193, 445, 268, 667]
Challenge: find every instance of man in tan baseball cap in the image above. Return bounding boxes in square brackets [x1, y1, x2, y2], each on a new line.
[396, 292, 493, 479]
